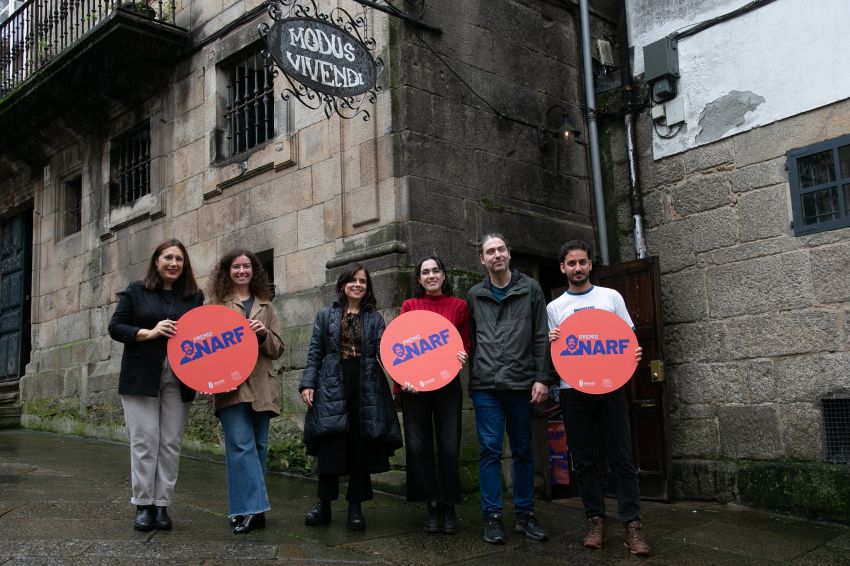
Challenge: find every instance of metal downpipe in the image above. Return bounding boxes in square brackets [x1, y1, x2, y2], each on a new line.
[579, 0, 609, 265]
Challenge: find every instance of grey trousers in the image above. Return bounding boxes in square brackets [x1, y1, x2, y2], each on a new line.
[121, 363, 191, 507]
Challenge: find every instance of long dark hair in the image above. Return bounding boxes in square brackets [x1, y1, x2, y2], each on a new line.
[143, 239, 199, 297]
[335, 262, 377, 309]
[412, 255, 453, 298]
[208, 249, 271, 303]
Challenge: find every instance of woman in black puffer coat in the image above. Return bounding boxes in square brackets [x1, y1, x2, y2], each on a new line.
[299, 262, 402, 531]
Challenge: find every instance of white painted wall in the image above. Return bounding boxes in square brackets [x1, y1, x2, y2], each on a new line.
[626, 0, 850, 158]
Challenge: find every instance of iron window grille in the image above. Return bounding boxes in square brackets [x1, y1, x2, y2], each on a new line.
[821, 396, 850, 465]
[787, 132, 850, 235]
[61, 175, 82, 238]
[224, 47, 274, 156]
[110, 123, 151, 208]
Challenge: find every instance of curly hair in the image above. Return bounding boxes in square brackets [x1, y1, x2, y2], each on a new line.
[208, 249, 271, 303]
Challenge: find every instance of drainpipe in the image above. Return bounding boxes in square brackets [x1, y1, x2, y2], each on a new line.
[579, 0, 609, 265]
[619, 0, 648, 259]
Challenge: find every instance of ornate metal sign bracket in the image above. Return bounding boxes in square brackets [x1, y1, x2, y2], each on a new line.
[352, 0, 442, 34]
[261, 0, 386, 121]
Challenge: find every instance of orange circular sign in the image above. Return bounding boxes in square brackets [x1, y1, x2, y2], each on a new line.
[551, 309, 638, 394]
[380, 311, 464, 392]
[167, 305, 258, 394]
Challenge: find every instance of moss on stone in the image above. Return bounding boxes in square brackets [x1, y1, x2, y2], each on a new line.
[737, 460, 850, 523]
[24, 398, 81, 421]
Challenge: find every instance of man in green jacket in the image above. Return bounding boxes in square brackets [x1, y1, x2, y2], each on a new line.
[468, 233, 550, 545]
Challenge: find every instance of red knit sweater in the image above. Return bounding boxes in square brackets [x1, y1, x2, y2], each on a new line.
[400, 294, 472, 353]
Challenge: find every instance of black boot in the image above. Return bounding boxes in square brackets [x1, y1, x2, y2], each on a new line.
[229, 515, 244, 527]
[423, 500, 440, 533]
[233, 512, 266, 534]
[346, 502, 366, 531]
[440, 503, 459, 534]
[304, 500, 331, 526]
[154, 506, 172, 530]
[133, 505, 155, 531]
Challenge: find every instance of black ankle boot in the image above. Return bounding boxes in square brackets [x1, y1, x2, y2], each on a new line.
[304, 500, 331, 526]
[233, 512, 266, 534]
[346, 502, 365, 531]
[134, 505, 155, 531]
[154, 506, 172, 530]
[423, 500, 440, 533]
[229, 515, 244, 527]
[440, 503, 459, 534]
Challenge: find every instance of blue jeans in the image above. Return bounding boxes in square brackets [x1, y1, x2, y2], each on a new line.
[472, 389, 535, 516]
[219, 403, 271, 516]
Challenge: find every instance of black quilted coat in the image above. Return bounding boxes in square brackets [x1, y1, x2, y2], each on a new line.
[299, 303, 402, 456]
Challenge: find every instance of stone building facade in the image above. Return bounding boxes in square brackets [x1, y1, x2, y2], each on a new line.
[1, 0, 594, 493]
[602, 0, 850, 521]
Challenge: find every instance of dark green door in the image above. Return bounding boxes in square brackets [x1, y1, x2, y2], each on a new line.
[0, 211, 32, 381]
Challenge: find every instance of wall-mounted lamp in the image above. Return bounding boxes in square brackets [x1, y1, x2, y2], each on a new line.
[538, 105, 582, 150]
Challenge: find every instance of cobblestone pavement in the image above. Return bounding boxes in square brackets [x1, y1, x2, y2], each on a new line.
[1, 429, 848, 564]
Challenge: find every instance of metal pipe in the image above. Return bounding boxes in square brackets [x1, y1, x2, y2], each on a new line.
[579, 0, 609, 265]
[619, 0, 648, 259]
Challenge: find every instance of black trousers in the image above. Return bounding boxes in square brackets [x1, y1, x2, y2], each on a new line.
[561, 387, 641, 524]
[317, 359, 373, 503]
[401, 378, 462, 504]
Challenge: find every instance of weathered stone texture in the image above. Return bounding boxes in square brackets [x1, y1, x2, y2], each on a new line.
[810, 243, 850, 304]
[775, 353, 850, 403]
[724, 310, 840, 360]
[718, 405, 782, 459]
[660, 268, 707, 323]
[671, 417, 719, 458]
[737, 184, 791, 242]
[705, 251, 813, 318]
[778, 402, 823, 461]
[672, 360, 775, 405]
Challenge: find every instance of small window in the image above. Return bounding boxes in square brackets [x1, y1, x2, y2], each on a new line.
[256, 249, 275, 299]
[821, 396, 850, 464]
[110, 122, 151, 208]
[224, 47, 274, 156]
[60, 176, 82, 238]
[787, 133, 850, 235]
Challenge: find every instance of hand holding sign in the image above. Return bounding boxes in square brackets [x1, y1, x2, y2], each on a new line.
[550, 309, 639, 394]
[380, 311, 464, 392]
[167, 305, 259, 394]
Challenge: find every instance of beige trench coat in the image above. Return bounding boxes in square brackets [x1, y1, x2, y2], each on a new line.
[213, 293, 285, 416]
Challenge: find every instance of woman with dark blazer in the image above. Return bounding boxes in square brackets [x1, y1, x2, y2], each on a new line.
[108, 239, 204, 532]
[299, 262, 402, 531]
[208, 249, 285, 534]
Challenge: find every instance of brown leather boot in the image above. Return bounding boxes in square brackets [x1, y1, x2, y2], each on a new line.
[582, 516, 605, 549]
[624, 520, 651, 556]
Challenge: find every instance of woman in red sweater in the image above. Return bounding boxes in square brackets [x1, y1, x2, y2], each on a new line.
[398, 255, 471, 534]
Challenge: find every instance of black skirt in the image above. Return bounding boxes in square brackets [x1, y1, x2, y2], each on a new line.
[316, 358, 392, 475]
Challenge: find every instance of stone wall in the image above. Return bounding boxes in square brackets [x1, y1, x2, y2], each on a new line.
[606, 92, 850, 520]
[8, 0, 598, 497]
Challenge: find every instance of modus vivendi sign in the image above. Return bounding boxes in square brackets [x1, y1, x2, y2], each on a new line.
[266, 17, 377, 98]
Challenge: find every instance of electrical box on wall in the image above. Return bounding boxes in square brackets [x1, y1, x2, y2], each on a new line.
[643, 37, 679, 82]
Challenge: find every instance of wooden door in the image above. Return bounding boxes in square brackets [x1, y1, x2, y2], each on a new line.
[0, 211, 32, 381]
[592, 256, 669, 500]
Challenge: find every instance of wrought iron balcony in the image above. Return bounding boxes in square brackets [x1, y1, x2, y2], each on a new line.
[0, 0, 189, 172]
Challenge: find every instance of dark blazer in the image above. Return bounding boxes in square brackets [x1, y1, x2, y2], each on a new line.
[299, 302, 402, 455]
[108, 280, 205, 402]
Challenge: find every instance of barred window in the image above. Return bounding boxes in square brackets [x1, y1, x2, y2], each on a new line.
[787, 133, 850, 235]
[224, 47, 274, 156]
[822, 396, 850, 464]
[110, 123, 151, 208]
[60, 175, 82, 238]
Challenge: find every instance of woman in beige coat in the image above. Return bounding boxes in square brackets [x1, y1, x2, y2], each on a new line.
[209, 249, 284, 534]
